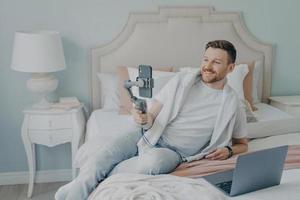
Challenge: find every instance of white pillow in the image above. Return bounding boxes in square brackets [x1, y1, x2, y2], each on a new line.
[97, 73, 120, 111]
[127, 67, 176, 105]
[227, 64, 249, 100]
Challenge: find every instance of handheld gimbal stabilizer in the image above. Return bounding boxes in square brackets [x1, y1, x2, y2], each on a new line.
[124, 79, 150, 114]
[124, 65, 154, 145]
[124, 65, 154, 114]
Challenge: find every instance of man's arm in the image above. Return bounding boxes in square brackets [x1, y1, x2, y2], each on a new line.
[132, 99, 163, 129]
[205, 138, 248, 160]
[206, 105, 248, 160]
[231, 137, 248, 154]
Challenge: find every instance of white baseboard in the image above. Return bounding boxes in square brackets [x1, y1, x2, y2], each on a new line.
[0, 169, 72, 185]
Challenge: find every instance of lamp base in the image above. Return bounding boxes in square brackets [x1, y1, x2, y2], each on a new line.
[27, 73, 58, 109]
[32, 95, 52, 109]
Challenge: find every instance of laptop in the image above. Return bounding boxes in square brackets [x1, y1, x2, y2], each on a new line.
[202, 145, 288, 196]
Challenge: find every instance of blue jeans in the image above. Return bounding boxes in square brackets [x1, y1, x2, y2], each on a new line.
[55, 131, 182, 200]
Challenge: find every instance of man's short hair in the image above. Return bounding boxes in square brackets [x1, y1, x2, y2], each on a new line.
[205, 40, 236, 64]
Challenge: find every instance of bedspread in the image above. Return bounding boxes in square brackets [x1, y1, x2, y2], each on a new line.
[86, 145, 300, 200]
[171, 145, 300, 178]
[87, 173, 227, 200]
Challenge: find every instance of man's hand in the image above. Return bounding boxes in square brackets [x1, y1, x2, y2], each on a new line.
[205, 138, 248, 160]
[131, 100, 162, 129]
[205, 148, 230, 160]
[131, 107, 148, 125]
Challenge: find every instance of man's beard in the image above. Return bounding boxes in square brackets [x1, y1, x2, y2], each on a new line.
[201, 68, 222, 83]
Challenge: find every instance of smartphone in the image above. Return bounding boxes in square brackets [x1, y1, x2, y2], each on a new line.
[138, 65, 153, 98]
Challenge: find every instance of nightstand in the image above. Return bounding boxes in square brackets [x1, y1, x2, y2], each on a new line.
[269, 95, 300, 117]
[21, 105, 86, 198]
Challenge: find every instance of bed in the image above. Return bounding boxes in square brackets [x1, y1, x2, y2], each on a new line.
[76, 6, 300, 200]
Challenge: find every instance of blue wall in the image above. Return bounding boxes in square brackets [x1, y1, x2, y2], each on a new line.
[1, 0, 299, 172]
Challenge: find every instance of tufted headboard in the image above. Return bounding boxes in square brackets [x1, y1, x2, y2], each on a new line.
[90, 6, 273, 111]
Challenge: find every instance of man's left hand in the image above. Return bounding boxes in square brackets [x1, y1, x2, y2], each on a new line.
[205, 148, 230, 160]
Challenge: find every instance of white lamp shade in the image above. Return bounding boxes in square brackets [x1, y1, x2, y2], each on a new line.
[11, 30, 66, 73]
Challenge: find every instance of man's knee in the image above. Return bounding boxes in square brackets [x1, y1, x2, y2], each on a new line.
[136, 148, 180, 175]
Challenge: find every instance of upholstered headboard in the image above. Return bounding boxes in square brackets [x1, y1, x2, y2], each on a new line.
[90, 6, 273, 111]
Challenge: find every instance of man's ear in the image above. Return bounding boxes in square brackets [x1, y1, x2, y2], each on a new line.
[228, 63, 235, 72]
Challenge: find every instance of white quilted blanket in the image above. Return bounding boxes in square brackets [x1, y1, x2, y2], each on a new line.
[88, 173, 227, 200]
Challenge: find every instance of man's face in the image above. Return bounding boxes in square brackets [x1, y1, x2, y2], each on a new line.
[200, 47, 234, 84]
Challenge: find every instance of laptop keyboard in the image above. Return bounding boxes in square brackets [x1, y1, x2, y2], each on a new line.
[216, 181, 232, 193]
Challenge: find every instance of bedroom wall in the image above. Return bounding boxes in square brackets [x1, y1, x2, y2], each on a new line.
[0, 0, 299, 177]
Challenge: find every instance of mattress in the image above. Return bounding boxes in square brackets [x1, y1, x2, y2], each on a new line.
[81, 105, 300, 200]
[254, 103, 292, 121]
[86, 132, 300, 200]
[248, 132, 300, 151]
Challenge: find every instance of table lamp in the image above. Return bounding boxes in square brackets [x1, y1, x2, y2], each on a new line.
[11, 30, 66, 109]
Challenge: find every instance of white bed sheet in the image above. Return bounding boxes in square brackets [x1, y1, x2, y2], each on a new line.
[85, 109, 137, 141]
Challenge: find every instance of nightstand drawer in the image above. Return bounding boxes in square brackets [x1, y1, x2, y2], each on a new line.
[28, 114, 72, 130]
[29, 129, 73, 147]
